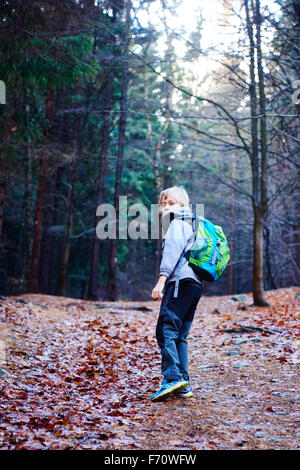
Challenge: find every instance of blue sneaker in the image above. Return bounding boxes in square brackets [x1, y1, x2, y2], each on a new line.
[178, 383, 194, 398]
[151, 379, 188, 402]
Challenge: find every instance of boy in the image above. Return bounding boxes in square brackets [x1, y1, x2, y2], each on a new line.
[151, 186, 204, 402]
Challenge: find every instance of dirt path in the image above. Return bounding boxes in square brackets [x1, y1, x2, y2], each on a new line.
[0, 287, 299, 450]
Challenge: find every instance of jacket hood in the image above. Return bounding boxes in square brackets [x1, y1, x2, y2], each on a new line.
[161, 205, 194, 237]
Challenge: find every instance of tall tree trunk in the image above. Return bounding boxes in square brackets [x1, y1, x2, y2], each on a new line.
[228, 154, 236, 295]
[88, 78, 113, 300]
[87, 6, 117, 298]
[0, 170, 5, 242]
[245, 0, 269, 306]
[254, 0, 269, 305]
[147, 107, 164, 281]
[23, 142, 33, 286]
[56, 115, 80, 296]
[295, 172, 300, 283]
[27, 89, 54, 293]
[265, 224, 276, 289]
[0, 104, 13, 241]
[253, 207, 268, 302]
[39, 177, 55, 293]
[152, 83, 173, 279]
[154, 139, 163, 281]
[47, 166, 63, 293]
[27, 153, 49, 293]
[291, 1, 300, 284]
[106, 0, 131, 301]
[55, 161, 76, 296]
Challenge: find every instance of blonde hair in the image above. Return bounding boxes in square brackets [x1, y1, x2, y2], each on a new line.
[159, 186, 190, 207]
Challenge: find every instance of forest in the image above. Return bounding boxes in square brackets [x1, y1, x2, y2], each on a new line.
[0, 0, 299, 303]
[0, 0, 300, 453]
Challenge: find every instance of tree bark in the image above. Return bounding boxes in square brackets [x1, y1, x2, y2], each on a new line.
[0, 169, 5, 242]
[55, 161, 76, 296]
[47, 166, 63, 293]
[265, 224, 277, 289]
[56, 115, 80, 296]
[88, 78, 113, 300]
[27, 154, 48, 293]
[39, 176, 56, 294]
[0, 100, 13, 241]
[291, 2, 300, 283]
[228, 154, 236, 295]
[106, 0, 131, 301]
[23, 142, 33, 286]
[27, 89, 54, 293]
[245, 0, 269, 306]
[254, 0, 269, 305]
[253, 207, 269, 305]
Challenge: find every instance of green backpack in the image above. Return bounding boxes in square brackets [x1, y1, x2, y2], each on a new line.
[184, 215, 231, 282]
[165, 213, 231, 298]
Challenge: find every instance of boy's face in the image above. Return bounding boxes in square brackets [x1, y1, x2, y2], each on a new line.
[160, 194, 182, 214]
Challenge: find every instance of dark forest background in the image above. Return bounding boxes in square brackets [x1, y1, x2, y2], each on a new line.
[0, 0, 299, 302]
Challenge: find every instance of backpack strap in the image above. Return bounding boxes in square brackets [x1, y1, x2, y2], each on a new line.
[183, 216, 198, 261]
[171, 214, 197, 298]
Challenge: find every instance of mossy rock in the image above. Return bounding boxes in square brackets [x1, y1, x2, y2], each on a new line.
[231, 295, 247, 301]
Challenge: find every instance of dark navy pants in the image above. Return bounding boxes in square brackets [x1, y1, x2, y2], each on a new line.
[156, 278, 203, 383]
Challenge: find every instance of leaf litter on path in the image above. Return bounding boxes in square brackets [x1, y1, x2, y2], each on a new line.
[0, 287, 299, 450]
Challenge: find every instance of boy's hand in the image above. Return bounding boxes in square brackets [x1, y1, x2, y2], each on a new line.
[152, 276, 167, 300]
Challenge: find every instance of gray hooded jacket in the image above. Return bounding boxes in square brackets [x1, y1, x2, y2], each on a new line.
[159, 205, 203, 297]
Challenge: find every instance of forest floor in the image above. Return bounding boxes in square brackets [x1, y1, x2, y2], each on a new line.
[0, 286, 299, 450]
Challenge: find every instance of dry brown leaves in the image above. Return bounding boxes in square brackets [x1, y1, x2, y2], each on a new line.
[0, 286, 299, 450]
